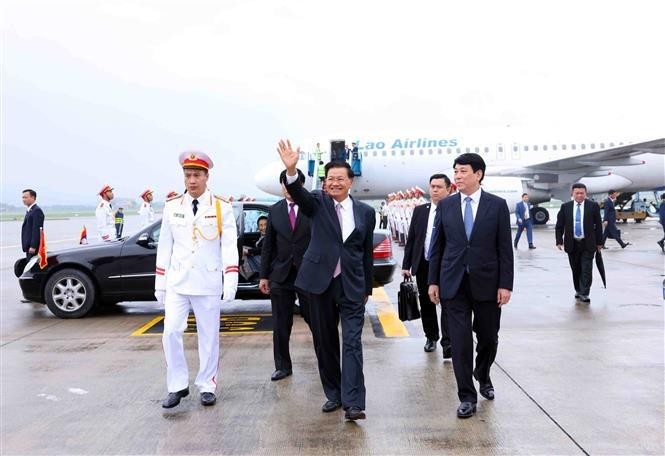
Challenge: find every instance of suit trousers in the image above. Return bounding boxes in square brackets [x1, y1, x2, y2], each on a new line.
[568, 240, 594, 296]
[162, 291, 221, 394]
[270, 272, 311, 372]
[514, 220, 533, 246]
[445, 274, 501, 403]
[415, 259, 450, 348]
[309, 276, 366, 409]
[602, 224, 626, 247]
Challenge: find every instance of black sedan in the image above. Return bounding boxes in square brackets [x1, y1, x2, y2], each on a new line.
[17, 203, 396, 318]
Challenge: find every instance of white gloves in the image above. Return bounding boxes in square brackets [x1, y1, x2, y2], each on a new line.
[222, 287, 236, 303]
[154, 290, 166, 304]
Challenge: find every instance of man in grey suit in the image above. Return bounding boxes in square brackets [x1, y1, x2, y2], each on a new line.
[428, 153, 514, 419]
[277, 139, 376, 421]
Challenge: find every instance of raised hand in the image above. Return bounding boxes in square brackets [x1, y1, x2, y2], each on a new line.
[277, 139, 300, 174]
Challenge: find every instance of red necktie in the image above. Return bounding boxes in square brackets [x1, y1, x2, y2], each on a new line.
[288, 203, 296, 231]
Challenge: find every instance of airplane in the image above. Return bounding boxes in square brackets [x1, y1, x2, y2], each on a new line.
[254, 134, 665, 224]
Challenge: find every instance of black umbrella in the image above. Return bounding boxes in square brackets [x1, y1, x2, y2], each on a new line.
[595, 249, 607, 288]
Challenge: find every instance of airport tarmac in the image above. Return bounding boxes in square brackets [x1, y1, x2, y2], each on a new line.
[1, 216, 664, 455]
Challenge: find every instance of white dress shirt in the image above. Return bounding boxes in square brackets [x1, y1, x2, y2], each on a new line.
[523, 202, 530, 220]
[460, 187, 483, 223]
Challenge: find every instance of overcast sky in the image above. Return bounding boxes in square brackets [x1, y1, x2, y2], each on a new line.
[1, 0, 663, 205]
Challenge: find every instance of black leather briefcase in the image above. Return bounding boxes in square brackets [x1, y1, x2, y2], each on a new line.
[398, 277, 421, 321]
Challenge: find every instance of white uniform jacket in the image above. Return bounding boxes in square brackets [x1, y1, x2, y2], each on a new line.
[95, 199, 115, 241]
[138, 202, 155, 227]
[155, 190, 239, 299]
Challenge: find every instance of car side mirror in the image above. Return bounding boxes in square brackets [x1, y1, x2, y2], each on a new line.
[137, 232, 156, 249]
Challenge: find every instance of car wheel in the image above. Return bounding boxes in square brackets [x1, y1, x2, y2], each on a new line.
[44, 269, 97, 318]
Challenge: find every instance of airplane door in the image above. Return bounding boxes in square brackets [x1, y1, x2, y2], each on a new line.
[496, 144, 505, 160]
[511, 143, 520, 160]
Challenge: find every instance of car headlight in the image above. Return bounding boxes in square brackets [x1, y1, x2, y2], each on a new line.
[23, 256, 39, 274]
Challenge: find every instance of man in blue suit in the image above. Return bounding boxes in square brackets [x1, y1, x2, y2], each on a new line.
[514, 193, 536, 249]
[277, 139, 376, 421]
[658, 193, 665, 252]
[21, 189, 45, 259]
[602, 190, 630, 249]
[428, 153, 514, 419]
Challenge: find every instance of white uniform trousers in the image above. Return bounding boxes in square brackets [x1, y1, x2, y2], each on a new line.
[163, 291, 221, 393]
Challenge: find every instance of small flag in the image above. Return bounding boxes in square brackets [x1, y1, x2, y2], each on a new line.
[79, 225, 88, 245]
[38, 228, 48, 269]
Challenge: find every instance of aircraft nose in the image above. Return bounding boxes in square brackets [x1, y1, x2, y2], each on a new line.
[254, 161, 284, 196]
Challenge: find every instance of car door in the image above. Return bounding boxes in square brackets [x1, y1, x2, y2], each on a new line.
[116, 222, 161, 300]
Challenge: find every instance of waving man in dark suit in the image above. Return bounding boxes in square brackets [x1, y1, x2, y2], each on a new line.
[21, 189, 45, 259]
[277, 139, 376, 421]
[428, 153, 514, 419]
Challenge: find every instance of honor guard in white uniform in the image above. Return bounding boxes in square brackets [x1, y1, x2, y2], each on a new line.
[95, 184, 115, 242]
[155, 151, 239, 409]
[138, 188, 155, 228]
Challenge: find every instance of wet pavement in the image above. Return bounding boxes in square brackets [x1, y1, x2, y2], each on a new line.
[1, 217, 663, 455]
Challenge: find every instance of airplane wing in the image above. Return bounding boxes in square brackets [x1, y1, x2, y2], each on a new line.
[494, 138, 665, 176]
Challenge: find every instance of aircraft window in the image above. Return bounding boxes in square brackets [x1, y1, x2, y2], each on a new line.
[562, 144, 566, 150]
[609, 142, 614, 147]
[600, 143, 605, 148]
[456, 148, 461, 154]
[465, 147, 469, 153]
[552, 145, 557, 151]
[591, 143, 595, 149]
[363, 151, 368, 157]
[533, 145, 538, 151]
[447, 148, 452, 154]
[524, 145, 529, 151]
[410, 150, 415, 155]
[437, 149, 442, 154]
[391, 150, 396, 156]
[475, 147, 480, 153]
[571, 144, 576, 150]
[429, 149, 434, 155]
[484, 147, 489, 153]
[498, 146, 503, 152]
[581, 144, 586, 150]
[382, 151, 387, 156]
[373, 151, 377, 157]
[543, 145, 548, 151]
[400, 150, 405, 156]
[419, 150, 424, 155]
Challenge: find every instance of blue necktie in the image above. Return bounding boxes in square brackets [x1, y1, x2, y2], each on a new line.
[575, 203, 582, 237]
[464, 197, 474, 239]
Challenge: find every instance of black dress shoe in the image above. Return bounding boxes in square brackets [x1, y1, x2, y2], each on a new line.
[201, 392, 216, 406]
[442, 346, 452, 359]
[424, 339, 436, 352]
[622, 242, 631, 249]
[528, 244, 536, 249]
[344, 406, 366, 421]
[479, 384, 495, 400]
[580, 296, 591, 303]
[270, 369, 292, 381]
[322, 400, 342, 413]
[162, 387, 189, 408]
[457, 402, 476, 418]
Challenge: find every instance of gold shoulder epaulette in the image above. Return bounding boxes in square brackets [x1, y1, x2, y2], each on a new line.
[167, 194, 183, 202]
[214, 195, 229, 203]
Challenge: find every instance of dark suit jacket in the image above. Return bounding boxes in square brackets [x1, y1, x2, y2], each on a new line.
[21, 204, 45, 253]
[427, 191, 514, 302]
[402, 203, 432, 274]
[260, 199, 312, 284]
[603, 197, 617, 228]
[555, 199, 603, 253]
[286, 180, 376, 302]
